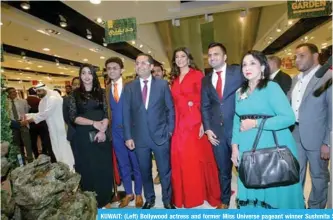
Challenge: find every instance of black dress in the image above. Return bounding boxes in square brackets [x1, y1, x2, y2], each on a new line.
[68, 89, 114, 207]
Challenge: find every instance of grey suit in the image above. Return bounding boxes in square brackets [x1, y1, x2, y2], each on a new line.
[288, 68, 332, 209]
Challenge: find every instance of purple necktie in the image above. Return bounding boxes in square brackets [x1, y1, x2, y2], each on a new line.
[142, 80, 148, 106]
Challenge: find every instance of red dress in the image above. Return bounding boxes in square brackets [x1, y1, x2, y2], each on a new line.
[171, 68, 221, 208]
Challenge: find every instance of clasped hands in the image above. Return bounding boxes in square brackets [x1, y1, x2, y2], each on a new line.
[92, 120, 108, 143]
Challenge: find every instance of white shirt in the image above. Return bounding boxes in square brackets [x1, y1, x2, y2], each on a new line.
[7, 98, 29, 120]
[292, 65, 320, 122]
[140, 75, 152, 109]
[111, 77, 123, 98]
[211, 63, 227, 95]
[270, 69, 280, 80]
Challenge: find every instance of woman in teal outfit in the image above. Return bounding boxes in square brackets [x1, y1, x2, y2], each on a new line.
[231, 50, 304, 209]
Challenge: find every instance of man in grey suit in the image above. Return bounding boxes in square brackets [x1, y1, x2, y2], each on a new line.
[289, 43, 332, 209]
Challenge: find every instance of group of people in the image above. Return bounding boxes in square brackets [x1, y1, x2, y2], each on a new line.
[8, 41, 331, 210]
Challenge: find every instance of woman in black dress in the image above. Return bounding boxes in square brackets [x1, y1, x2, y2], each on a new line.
[68, 64, 114, 208]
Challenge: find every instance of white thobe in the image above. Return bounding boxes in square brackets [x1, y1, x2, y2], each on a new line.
[29, 90, 74, 169]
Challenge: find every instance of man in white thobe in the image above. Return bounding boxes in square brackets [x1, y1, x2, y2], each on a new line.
[26, 83, 74, 170]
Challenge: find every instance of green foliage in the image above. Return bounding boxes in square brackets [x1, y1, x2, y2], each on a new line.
[1, 76, 19, 168]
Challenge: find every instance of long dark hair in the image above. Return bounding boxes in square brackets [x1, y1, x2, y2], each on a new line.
[240, 50, 270, 94]
[170, 47, 199, 84]
[77, 63, 103, 104]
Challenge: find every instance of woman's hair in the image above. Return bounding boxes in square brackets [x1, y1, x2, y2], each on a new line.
[240, 50, 270, 94]
[170, 47, 199, 84]
[77, 63, 103, 104]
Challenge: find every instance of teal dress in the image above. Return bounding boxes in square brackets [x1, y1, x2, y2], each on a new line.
[232, 82, 304, 209]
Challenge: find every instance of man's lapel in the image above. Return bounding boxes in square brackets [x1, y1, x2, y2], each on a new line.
[301, 75, 320, 103]
[147, 77, 157, 110]
[207, 73, 220, 102]
[134, 79, 145, 110]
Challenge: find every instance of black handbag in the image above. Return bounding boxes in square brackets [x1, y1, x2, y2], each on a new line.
[238, 118, 300, 189]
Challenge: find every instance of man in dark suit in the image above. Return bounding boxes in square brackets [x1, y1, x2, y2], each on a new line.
[267, 56, 292, 94]
[201, 42, 244, 209]
[123, 53, 175, 209]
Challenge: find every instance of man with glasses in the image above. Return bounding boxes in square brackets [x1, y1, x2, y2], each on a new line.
[6, 87, 33, 163]
[123, 53, 175, 209]
[105, 57, 143, 208]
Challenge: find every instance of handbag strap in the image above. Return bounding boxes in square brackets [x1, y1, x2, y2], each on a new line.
[251, 118, 281, 152]
[251, 118, 267, 152]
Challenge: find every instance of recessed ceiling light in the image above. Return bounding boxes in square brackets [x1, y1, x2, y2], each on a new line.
[37, 65, 43, 68]
[276, 28, 281, 32]
[269, 37, 273, 40]
[322, 43, 328, 46]
[70, 70, 74, 73]
[17, 78, 20, 80]
[148, 51, 151, 54]
[310, 36, 314, 40]
[83, 58, 88, 62]
[25, 67, 31, 70]
[139, 44, 143, 48]
[20, 2, 30, 10]
[60, 72, 64, 74]
[27, 76, 31, 79]
[100, 56, 105, 59]
[267, 41, 271, 44]
[0, 22, 3, 26]
[90, 0, 101, 4]
[96, 17, 103, 23]
[288, 20, 293, 25]
[43, 48, 50, 51]
[131, 41, 136, 45]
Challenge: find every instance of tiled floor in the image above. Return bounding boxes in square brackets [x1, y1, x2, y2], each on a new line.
[110, 161, 320, 209]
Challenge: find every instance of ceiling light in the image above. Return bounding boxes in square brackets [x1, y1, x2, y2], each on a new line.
[25, 67, 31, 70]
[37, 65, 43, 68]
[304, 36, 308, 40]
[83, 58, 88, 62]
[288, 20, 293, 25]
[59, 15, 67, 28]
[287, 52, 292, 55]
[43, 48, 50, 51]
[268, 41, 271, 44]
[131, 40, 136, 45]
[90, 0, 101, 4]
[100, 56, 105, 59]
[322, 42, 328, 46]
[240, 9, 247, 18]
[1, 69, 4, 73]
[20, 2, 30, 10]
[27, 77, 31, 79]
[310, 36, 314, 40]
[148, 51, 151, 54]
[60, 72, 64, 74]
[205, 13, 213, 23]
[269, 37, 273, 40]
[0, 22, 3, 26]
[96, 17, 103, 24]
[20, 72, 23, 75]
[70, 71, 74, 73]
[17, 78, 20, 80]
[17, 60, 23, 63]
[276, 28, 282, 32]
[139, 44, 143, 48]
[54, 54, 61, 58]
[172, 18, 180, 27]
[86, 29, 92, 39]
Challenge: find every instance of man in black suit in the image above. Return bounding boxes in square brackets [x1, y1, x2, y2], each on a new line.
[267, 56, 292, 94]
[123, 53, 175, 209]
[201, 42, 244, 209]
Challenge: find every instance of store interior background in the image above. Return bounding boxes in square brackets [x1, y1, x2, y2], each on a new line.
[1, 0, 332, 209]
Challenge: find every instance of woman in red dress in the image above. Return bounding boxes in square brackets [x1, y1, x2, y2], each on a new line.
[170, 47, 221, 208]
